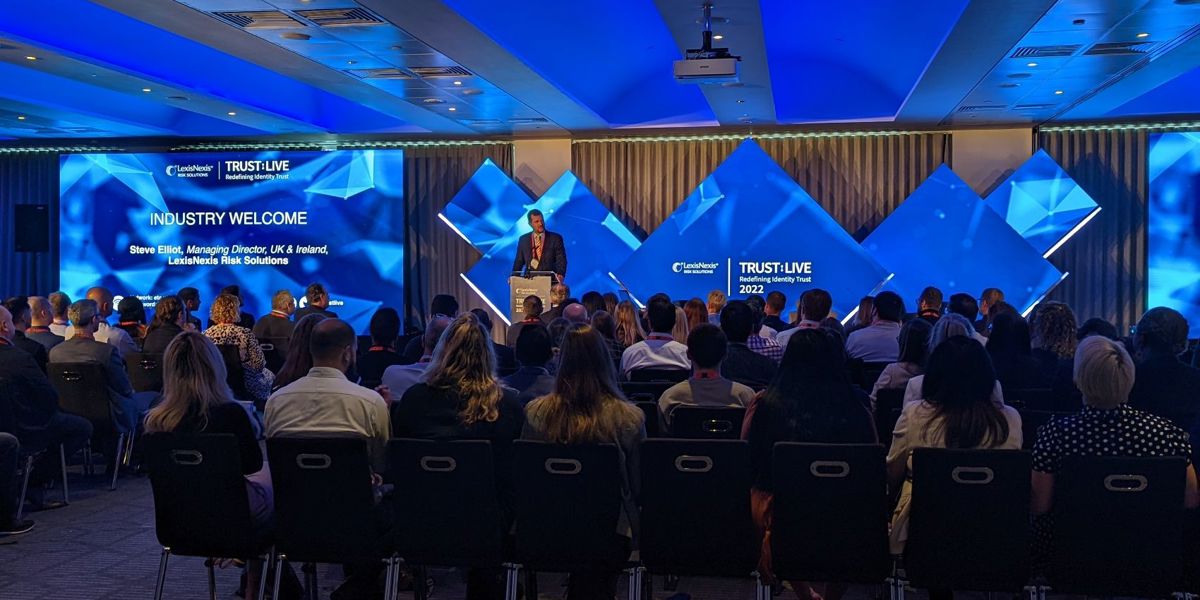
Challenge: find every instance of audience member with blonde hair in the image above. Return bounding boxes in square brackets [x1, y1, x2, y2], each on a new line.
[671, 305, 690, 344]
[683, 298, 707, 332]
[613, 300, 645, 349]
[205, 293, 274, 405]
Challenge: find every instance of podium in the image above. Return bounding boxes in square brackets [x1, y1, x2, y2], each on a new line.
[509, 271, 556, 324]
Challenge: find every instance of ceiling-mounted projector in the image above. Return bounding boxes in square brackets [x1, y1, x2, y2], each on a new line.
[674, 2, 740, 84]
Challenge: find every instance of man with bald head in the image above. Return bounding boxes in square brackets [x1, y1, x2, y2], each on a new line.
[381, 315, 452, 401]
[64, 287, 136, 358]
[563, 302, 589, 325]
[265, 319, 391, 472]
[25, 296, 64, 352]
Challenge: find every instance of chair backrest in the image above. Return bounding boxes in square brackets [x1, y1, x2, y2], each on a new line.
[144, 433, 259, 557]
[356, 335, 372, 357]
[258, 337, 289, 375]
[1018, 409, 1070, 451]
[217, 344, 249, 400]
[905, 448, 1032, 591]
[874, 387, 906, 443]
[386, 439, 503, 568]
[634, 401, 661, 438]
[669, 406, 745, 439]
[639, 440, 756, 577]
[1051, 456, 1186, 596]
[1003, 387, 1055, 410]
[859, 362, 890, 392]
[266, 436, 383, 563]
[629, 368, 689, 383]
[125, 351, 164, 393]
[621, 381, 675, 403]
[770, 443, 890, 583]
[47, 362, 114, 427]
[513, 440, 625, 572]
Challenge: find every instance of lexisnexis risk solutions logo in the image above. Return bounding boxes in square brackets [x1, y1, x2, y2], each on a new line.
[164, 162, 215, 179]
[672, 261, 720, 275]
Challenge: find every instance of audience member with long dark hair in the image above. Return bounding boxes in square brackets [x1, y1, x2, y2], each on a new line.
[523, 324, 645, 600]
[870, 317, 932, 405]
[742, 328, 876, 599]
[589, 309, 625, 369]
[986, 312, 1051, 394]
[142, 295, 187, 355]
[271, 313, 327, 391]
[115, 296, 148, 350]
[888, 336, 1021, 555]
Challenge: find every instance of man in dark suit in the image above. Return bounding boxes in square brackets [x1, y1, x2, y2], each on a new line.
[25, 296, 65, 352]
[2, 297, 48, 373]
[512, 209, 567, 283]
[178, 287, 203, 331]
[293, 282, 339, 321]
[252, 289, 296, 340]
[1128, 307, 1200, 462]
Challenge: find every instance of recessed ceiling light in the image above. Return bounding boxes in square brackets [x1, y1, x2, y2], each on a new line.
[167, 95, 188, 101]
[453, 80, 462, 85]
[142, 88, 151, 93]
[1137, 32, 1150, 38]
[227, 111, 237, 116]
[713, 34, 724, 40]
[24, 55, 36, 61]
[1026, 62, 1038, 67]
[346, 60, 357, 65]
[17, 116, 25, 120]
[448, 106, 457, 111]
[422, 98, 445, 104]
[1054, 90, 1064, 95]
[736, 99, 745, 104]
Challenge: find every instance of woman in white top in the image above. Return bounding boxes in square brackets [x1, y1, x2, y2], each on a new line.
[903, 313, 1006, 407]
[870, 318, 933, 407]
[887, 336, 1022, 554]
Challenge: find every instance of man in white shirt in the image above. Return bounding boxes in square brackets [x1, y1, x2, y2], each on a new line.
[265, 319, 391, 472]
[620, 296, 690, 377]
[845, 291, 905, 363]
[47, 291, 71, 337]
[63, 287, 136, 358]
[381, 315, 452, 403]
[776, 288, 832, 350]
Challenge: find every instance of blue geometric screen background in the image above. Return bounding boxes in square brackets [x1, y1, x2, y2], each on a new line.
[440, 158, 536, 255]
[985, 149, 1100, 257]
[59, 150, 405, 333]
[1148, 132, 1200, 331]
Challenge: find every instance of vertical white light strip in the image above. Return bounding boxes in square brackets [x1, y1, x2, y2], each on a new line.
[727, 258, 732, 296]
[1042, 206, 1102, 259]
[1022, 271, 1071, 318]
[459, 273, 511, 326]
[437, 212, 473, 245]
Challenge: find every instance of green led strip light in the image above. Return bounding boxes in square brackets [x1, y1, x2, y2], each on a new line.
[1039, 121, 1200, 132]
[572, 130, 934, 144]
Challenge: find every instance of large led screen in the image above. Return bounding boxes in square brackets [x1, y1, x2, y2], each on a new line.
[1149, 132, 1200, 331]
[59, 150, 405, 333]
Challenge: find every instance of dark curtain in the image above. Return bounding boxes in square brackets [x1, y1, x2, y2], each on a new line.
[571, 133, 952, 243]
[0, 153, 59, 298]
[1037, 129, 1147, 331]
[404, 143, 514, 329]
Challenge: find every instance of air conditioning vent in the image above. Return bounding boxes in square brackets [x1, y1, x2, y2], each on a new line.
[1011, 44, 1081, 58]
[346, 68, 415, 80]
[1084, 41, 1157, 55]
[466, 119, 503, 126]
[507, 117, 550, 124]
[957, 105, 1006, 113]
[213, 10, 304, 29]
[1014, 103, 1056, 111]
[409, 66, 473, 79]
[295, 8, 384, 27]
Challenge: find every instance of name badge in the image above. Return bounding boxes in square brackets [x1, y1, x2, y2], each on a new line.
[530, 258, 540, 269]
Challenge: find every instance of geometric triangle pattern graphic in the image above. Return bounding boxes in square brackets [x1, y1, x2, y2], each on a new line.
[440, 158, 537, 256]
[984, 149, 1100, 258]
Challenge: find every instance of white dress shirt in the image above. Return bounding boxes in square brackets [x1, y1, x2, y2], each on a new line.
[620, 334, 690, 376]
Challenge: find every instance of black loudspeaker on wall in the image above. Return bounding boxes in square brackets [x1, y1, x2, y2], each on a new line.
[14, 205, 50, 252]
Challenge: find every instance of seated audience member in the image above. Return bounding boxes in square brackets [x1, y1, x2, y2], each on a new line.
[916, 286, 943, 324]
[25, 296, 65, 352]
[720, 301, 779, 388]
[620, 296, 691, 377]
[746, 295, 777, 339]
[382, 315, 452, 401]
[523, 324, 645, 599]
[581, 291, 606, 318]
[762, 291, 793, 333]
[888, 336, 1022, 555]
[271, 314, 327, 391]
[871, 318, 933, 404]
[177, 287, 203, 331]
[563, 302, 589, 326]
[745, 298, 784, 363]
[265, 319, 390, 471]
[1030, 301, 1079, 402]
[845, 291, 905, 363]
[115, 296, 148, 349]
[1128, 307, 1200, 446]
[539, 284, 570, 325]
[292, 282, 339, 321]
[706, 289, 726, 325]
[548, 318, 572, 352]
[204, 294, 274, 405]
[3, 297, 48, 372]
[506, 295, 544, 348]
[977, 288, 1005, 335]
[356, 308, 407, 389]
[0, 432, 34, 535]
[614, 301, 646, 349]
[776, 288, 833, 349]
[252, 290, 296, 341]
[986, 312, 1055, 397]
[402, 294, 458, 362]
[903, 313, 1006, 407]
[142, 296, 187, 355]
[683, 298, 708, 332]
[502, 324, 556, 405]
[948, 293, 988, 345]
[602, 292, 618, 315]
[471, 308, 517, 373]
[1077, 317, 1119, 341]
[590, 310, 625, 370]
[842, 295, 874, 337]
[207, 285, 256, 330]
[658, 324, 755, 432]
[47, 291, 71, 337]
[742, 327, 876, 595]
[1031, 335, 1199, 566]
[49, 300, 146, 434]
[0, 305, 92, 511]
[671, 305, 690, 344]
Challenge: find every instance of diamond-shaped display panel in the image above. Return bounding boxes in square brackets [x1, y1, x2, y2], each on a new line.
[440, 158, 535, 255]
[985, 149, 1100, 256]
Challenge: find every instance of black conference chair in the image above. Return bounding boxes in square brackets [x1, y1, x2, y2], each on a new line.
[904, 449, 1033, 598]
[621, 381, 676, 403]
[628, 368, 689, 383]
[848, 359, 890, 392]
[0, 381, 70, 519]
[125, 351, 164, 393]
[634, 402, 662, 438]
[258, 337, 289, 375]
[1049, 456, 1187, 598]
[48, 361, 131, 490]
[512, 441, 639, 600]
[771, 443, 891, 592]
[1003, 388, 1055, 410]
[640, 440, 759, 595]
[874, 388, 906, 444]
[218, 344, 250, 402]
[144, 434, 267, 600]
[385, 439, 508, 600]
[668, 406, 745, 439]
[266, 437, 397, 600]
[1018, 409, 1070, 451]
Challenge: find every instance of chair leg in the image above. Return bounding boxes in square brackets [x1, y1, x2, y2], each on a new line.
[625, 566, 644, 600]
[83, 441, 92, 476]
[258, 549, 274, 600]
[754, 572, 768, 600]
[207, 559, 217, 600]
[59, 444, 69, 504]
[383, 556, 398, 600]
[154, 547, 171, 600]
[523, 568, 537, 600]
[272, 556, 287, 600]
[110, 433, 126, 491]
[503, 564, 519, 600]
[123, 432, 134, 467]
[302, 562, 317, 600]
[15, 455, 34, 521]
